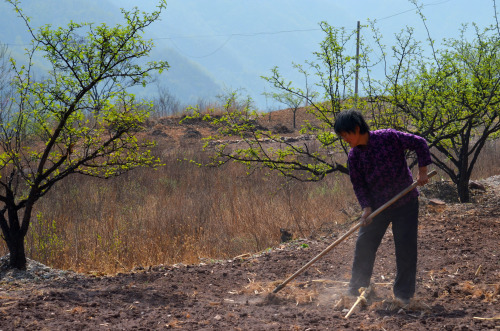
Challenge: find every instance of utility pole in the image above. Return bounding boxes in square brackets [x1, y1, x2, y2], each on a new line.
[355, 20, 360, 106]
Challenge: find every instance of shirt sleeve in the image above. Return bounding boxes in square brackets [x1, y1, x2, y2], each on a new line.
[348, 152, 371, 209]
[394, 130, 432, 167]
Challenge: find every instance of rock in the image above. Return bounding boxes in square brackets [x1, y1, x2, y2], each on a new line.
[427, 198, 447, 213]
[469, 181, 486, 191]
[151, 129, 169, 137]
[428, 198, 446, 205]
[280, 228, 293, 243]
[272, 124, 293, 134]
[183, 128, 202, 139]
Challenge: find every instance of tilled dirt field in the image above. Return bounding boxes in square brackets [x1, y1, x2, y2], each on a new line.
[0, 176, 499, 330]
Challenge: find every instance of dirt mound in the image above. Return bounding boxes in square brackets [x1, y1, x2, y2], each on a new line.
[0, 177, 499, 330]
[420, 179, 490, 203]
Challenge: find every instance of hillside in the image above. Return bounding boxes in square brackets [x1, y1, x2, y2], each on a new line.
[144, 106, 320, 153]
[0, 108, 499, 329]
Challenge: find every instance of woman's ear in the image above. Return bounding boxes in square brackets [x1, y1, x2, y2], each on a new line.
[355, 125, 360, 134]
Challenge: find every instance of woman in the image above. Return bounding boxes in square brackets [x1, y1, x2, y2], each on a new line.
[334, 109, 431, 304]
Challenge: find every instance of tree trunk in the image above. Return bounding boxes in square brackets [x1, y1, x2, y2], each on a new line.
[457, 175, 471, 203]
[6, 233, 27, 270]
[2, 189, 35, 271]
[456, 139, 471, 203]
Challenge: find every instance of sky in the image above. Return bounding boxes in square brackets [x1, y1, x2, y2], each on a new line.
[138, 0, 498, 64]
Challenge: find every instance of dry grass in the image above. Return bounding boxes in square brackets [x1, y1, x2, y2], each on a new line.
[458, 281, 500, 302]
[3, 147, 355, 274]
[241, 279, 321, 306]
[470, 139, 500, 179]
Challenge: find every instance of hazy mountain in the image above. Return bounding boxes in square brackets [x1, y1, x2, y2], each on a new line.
[3, 1, 490, 110]
[110, 0, 341, 110]
[0, 0, 223, 106]
[106, 0, 498, 110]
[0, 0, 390, 110]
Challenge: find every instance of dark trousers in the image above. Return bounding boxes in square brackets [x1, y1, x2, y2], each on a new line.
[348, 199, 419, 300]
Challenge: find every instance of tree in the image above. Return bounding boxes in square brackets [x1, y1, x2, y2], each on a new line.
[373, 2, 500, 202]
[262, 63, 314, 129]
[263, 86, 302, 130]
[192, 22, 382, 181]
[0, 0, 169, 269]
[152, 83, 182, 117]
[196, 6, 500, 204]
[0, 43, 12, 100]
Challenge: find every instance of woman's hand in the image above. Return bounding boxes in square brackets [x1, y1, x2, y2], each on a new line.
[417, 166, 429, 186]
[360, 207, 373, 226]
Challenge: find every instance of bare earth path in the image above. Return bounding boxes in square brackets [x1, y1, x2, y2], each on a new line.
[0, 176, 499, 330]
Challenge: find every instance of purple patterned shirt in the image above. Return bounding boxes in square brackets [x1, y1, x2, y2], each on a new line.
[348, 129, 432, 210]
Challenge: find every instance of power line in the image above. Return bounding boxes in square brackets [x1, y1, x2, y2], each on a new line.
[153, 0, 453, 42]
[160, 28, 326, 58]
[168, 34, 234, 59]
[376, 0, 452, 21]
[156, 27, 323, 41]
[2, 42, 31, 47]
[2, 0, 454, 52]
[154, 0, 454, 58]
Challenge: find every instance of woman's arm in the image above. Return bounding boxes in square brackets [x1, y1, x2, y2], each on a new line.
[395, 130, 432, 168]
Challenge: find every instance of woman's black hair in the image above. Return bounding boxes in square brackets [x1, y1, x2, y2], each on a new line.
[333, 109, 370, 134]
